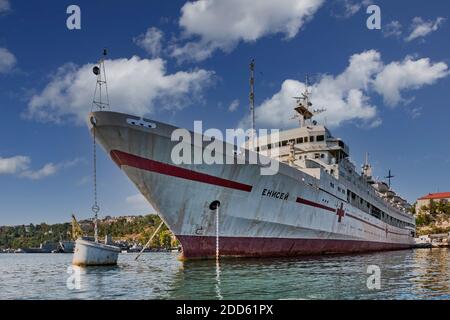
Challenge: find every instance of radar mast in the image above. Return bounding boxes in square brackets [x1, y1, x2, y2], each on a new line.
[292, 76, 325, 127]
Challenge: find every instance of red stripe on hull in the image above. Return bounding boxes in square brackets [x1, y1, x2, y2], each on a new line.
[296, 196, 336, 212]
[177, 235, 413, 259]
[110, 150, 253, 192]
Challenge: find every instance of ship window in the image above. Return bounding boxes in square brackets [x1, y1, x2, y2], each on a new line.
[297, 137, 303, 144]
[256, 147, 260, 152]
[317, 135, 325, 142]
[282, 140, 288, 146]
[267, 144, 272, 150]
[314, 153, 320, 159]
[310, 136, 315, 142]
[330, 182, 335, 188]
[320, 154, 325, 159]
[304, 137, 309, 143]
[289, 139, 295, 144]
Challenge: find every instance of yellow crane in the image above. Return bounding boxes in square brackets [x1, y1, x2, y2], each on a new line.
[71, 214, 83, 240]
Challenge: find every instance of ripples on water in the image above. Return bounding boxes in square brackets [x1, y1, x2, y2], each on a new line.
[0, 248, 449, 299]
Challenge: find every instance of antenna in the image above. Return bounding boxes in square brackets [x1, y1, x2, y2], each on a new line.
[362, 152, 372, 178]
[304, 75, 310, 99]
[249, 59, 256, 149]
[385, 169, 394, 188]
[92, 48, 110, 111]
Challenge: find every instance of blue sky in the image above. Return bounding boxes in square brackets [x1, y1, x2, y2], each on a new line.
[0, 0, 449, 225]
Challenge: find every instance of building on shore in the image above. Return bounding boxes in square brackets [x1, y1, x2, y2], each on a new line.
[416, 192, 450, 214]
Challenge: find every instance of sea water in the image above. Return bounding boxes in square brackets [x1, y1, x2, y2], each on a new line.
[0, 248, 449, 299]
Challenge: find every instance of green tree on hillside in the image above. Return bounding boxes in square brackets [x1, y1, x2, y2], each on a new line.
[159, 230, 172, 248]
[0, 215, 174, 249]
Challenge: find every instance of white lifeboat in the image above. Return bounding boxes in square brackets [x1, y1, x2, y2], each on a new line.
[72, 238, 120, 266]
[373, 182, 389, 193]
[385, 190, 395, 198]
[392, 195, 402, 204]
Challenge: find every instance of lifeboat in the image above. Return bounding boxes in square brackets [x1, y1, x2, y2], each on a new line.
[373, 182, 389, 193]
[392, 195, 402, 204]
[385, 190, 395, 198]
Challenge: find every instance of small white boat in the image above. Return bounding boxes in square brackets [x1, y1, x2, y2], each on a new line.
[72, 239, 120, 266]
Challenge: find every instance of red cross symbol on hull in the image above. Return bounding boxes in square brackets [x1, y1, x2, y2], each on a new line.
[336, 203, 345, 222]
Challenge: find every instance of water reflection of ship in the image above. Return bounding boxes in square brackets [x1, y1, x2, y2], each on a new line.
[412, 248, 449, 296]
[167, 250, 450, 299]
[168, 257, 341, 299]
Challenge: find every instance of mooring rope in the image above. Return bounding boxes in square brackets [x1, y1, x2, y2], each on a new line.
[135, 221, 164, 261]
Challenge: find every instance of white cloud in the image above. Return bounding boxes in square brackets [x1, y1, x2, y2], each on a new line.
[228, 99, 240, 112]
[77, 175, 90, 186]
[0, 0, 10, 13]
[134, 27, 164, 58]
[239, 50, 449, 129]
[0, 156, 30, 174]
[409, 106, 422, 119]
[0, 156, 83, 180]
[373, 57, 449, 106]
[126, 194, 153, 212]
[240, 50, 381, 129]
[383, 20, 402, 38]
[170, 0, 324, 62]
[0, 47, 16, 74]
[26, 56, 215, 124]
[331, 0, 372, 18]
[405, 17, 445, 42]
[340, 0, 360, 17]
[20, 163, 58, 180]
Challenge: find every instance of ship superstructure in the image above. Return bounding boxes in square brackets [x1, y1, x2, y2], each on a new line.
[247, 85, 415, 234]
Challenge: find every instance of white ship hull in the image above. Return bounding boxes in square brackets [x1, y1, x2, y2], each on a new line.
[89, 111, 415, 259]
